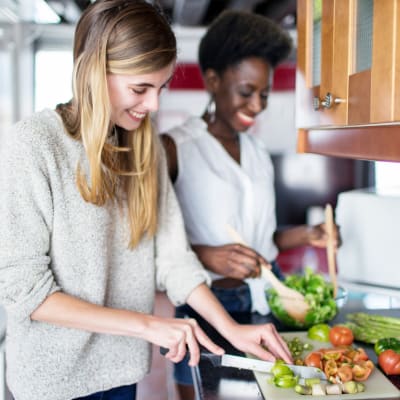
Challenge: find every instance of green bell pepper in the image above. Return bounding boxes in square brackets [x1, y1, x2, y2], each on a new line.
[374, 338, 400, 355]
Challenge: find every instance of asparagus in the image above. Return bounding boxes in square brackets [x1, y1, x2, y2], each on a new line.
[345, 313, 400, 344]
[347, 313, 400, 327]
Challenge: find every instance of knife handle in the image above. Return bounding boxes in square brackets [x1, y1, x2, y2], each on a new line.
[160, 346, 169, 356]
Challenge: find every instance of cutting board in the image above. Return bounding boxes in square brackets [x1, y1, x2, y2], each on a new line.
[252, 332, 400, 400]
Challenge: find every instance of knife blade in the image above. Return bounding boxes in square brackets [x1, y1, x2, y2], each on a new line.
[214, 353, 327, 380]
[160, 347, 326, 380]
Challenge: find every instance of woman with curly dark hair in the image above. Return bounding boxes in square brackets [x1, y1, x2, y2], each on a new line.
[162, 10, 339, 399]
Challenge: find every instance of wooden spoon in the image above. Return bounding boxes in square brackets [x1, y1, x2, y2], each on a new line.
[325, 204, 338, 298]
[225, 224, 309, 322]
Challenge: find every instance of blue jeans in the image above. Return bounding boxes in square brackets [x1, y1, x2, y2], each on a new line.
[74, 384, 136, 400]
[174, 260, 283, 385]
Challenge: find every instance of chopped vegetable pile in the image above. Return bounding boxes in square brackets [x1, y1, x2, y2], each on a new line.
[266, 268, 338, 328]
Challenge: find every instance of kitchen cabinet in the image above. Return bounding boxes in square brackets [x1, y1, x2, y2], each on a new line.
[296, 0, 400, 161]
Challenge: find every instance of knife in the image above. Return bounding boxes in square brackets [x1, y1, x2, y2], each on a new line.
[160, 347, 327, 380]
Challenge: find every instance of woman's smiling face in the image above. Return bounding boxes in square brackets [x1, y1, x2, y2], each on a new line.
[107, 62, 175, 131]
[212, 57, 271, 134]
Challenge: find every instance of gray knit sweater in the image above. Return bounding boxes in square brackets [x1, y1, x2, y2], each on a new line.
[0, 109, 209, 400]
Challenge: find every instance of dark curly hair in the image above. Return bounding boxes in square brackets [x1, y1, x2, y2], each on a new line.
[198, 10, 292, 75]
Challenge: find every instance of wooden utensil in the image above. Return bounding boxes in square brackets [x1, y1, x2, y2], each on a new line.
[225, 224, 309, 322]
[325, 204, 338, 298]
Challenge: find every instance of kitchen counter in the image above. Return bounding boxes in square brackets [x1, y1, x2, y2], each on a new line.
[187, 301, 400, 400]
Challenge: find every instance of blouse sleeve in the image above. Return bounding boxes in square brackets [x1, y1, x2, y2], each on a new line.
[154, 142, 210, 306]
[0, 118, 60, 327]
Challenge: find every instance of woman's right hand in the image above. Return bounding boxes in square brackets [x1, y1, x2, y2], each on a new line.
[141, 315, 224, 366]
[192, 244, 267, 280]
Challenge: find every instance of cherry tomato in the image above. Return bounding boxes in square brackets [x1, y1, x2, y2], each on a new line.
[378, 349, 400, 375]
[324, 359, 338, 379]
[352, 364, 373, 381]
[329, 325, 354, 346]
[323, 349, 344, 361]
[337, 364, 353, 382]
[304, 352, 323, 369]
[353, 348, 369, 362]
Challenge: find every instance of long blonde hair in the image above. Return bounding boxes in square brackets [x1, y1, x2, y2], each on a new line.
[57, 0, 176, 248]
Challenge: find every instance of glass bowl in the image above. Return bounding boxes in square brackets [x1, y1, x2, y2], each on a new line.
[266, 283, 348, 329]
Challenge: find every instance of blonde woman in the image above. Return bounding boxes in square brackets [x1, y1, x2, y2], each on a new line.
[0, 1, 291, 400]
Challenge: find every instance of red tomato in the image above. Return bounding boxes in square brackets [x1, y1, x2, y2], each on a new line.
[353, 347, 369, 362]
[324, 359, 338, 379]
[337, 364, 353, 382]
[304, 352, 323, 369]
[352, 364, 373, 381]
[378, 349, 400, 375]
[323, 349, 345, 361]
[329, 325, 354, 346]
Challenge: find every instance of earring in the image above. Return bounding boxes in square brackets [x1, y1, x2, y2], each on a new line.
[206, 97, 216, 124]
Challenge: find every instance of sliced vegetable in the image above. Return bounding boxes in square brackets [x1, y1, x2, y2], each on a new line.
[324, 359, 338, 381]
[325, 383, 342, 395]
[273, 374, 298, 388]
[285, 336, 313, 358]
[374, 337, 400, 355]
[352, 363, 373, 381]
[308, 324, 331, 342]
[342, 380, 365, 394]
[304, 378, 321, 387]
[329, 325, 354, 346]
[304, 351, 323, 369]
[301, 344, 373, 383]
[337, 364, 353, 383]
[311, 383, 326, 396]
[294, 384, 312, 395]
[378, 349, 400, 375]
[270, 361, 294, 378]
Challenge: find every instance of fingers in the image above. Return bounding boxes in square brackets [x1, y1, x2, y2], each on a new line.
[259, 324, 293, 363]
[192, 322, 225, 358]
[227, 244, 262, 278]
[163, 318, 223, 367]
[240, 324, 292, 365]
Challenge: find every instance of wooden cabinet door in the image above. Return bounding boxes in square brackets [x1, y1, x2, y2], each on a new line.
[296, 0, 400, 161]
[296, 0, 352, 128]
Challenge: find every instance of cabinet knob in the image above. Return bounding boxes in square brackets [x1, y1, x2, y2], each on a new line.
[321, 92, 345, 109]
[313, 96, 321, 111]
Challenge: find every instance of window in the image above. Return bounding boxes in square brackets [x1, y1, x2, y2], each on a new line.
[375, 161, 400, 189]
[34, 49, 73, 111]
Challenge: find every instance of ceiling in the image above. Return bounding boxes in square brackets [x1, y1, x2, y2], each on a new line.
[0, 0, 297, 28]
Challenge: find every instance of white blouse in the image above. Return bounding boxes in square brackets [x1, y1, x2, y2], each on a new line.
[167, 117, 280, 314]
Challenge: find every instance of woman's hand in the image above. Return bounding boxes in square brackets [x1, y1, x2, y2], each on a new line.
[192, 244, 267, 280]
[186, 284, 292, 365]
[308, 223, 341, 248]
[225, 322, 293, 364]
[141, 315, 224, 366]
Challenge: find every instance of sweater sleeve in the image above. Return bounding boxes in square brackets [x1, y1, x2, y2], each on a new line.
[154, 144, 211, 306]
[0, 117, 60, 327]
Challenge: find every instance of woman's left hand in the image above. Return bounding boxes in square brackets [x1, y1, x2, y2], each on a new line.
[225, 323, 293, 364]
[308, 223, 341, 248]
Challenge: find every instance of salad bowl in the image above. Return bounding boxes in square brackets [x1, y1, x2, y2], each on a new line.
[266, 269, 348, 329]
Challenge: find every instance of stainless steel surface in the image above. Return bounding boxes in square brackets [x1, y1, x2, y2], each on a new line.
[200, 351, 326, 380]
[313, 96, 321, 111]
[321, 92, 345, 109]
[220, 354, 327, 380]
